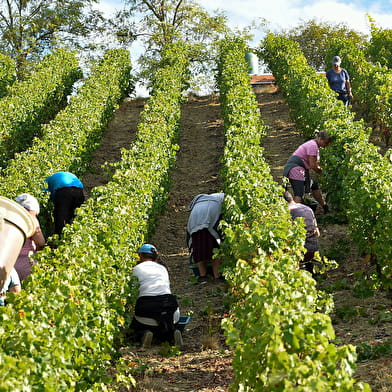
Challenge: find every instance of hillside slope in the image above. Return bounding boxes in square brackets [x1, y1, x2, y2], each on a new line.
[82, 87, 391, 391]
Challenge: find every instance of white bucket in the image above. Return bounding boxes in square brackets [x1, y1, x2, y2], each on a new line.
[0, 196, 37, 290]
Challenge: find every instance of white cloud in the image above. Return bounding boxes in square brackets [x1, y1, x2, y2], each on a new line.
[199, 0, 392, 38]
[95, 0, 123, 17]
[96, 0, 392, 94]
[97, 0, 392, 52]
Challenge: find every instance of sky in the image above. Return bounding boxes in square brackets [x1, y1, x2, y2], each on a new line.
[95, 0, 392, 95]
[97, 0, 392, 39]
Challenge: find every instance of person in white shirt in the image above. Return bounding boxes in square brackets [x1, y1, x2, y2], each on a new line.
[130, 244, 182, 348]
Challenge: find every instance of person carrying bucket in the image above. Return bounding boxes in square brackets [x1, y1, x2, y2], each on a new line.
[14, 193, 45, 281]
[0, 196, 37, 296]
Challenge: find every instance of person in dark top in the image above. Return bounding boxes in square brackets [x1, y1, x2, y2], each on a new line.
[326, 56, 353, 106]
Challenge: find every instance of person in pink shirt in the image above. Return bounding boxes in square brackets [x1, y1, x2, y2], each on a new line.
[14, 193, 46, 282]
[283, 131, 332, 213]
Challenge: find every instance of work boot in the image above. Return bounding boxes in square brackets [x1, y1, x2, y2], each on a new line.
[141, 330, 153, 348]
[174, 329, 183, 347]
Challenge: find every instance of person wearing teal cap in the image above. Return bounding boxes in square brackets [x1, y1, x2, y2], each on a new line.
[44, 171, 85, 235]
[129, 244, 182, 348]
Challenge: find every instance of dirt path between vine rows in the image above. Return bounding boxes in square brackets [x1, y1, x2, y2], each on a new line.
[83, 86, 391, 391]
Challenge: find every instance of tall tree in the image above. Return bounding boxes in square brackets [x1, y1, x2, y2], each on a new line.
[281, 19, 367, 71]
[367, 15, 392, 68]
[0, 0, 106, 77]
[111, 0, 228, 92]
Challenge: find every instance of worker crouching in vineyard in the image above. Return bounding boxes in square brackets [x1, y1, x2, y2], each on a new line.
[187, 193, 225, 284]
[44, 171, 85, 236]
[283, 131, 332, 214]
[14, 193, 45, 281]
[129, 244, 183, 348]
[284, 191, 320, 276]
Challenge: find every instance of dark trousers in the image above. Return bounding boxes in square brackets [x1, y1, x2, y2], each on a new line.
[337, 93, 350, 107]
[130, 294, 179, 343]
[54, 187, 85, 235]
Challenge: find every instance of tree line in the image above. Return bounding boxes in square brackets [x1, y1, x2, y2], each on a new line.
[1, 1, 392, 93]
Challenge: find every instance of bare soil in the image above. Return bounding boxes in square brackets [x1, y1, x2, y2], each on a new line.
[82, 86, 392, 391]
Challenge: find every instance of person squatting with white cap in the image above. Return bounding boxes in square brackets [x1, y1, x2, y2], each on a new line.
[129, 244, 183, 348]
[14, 193, 45, 282]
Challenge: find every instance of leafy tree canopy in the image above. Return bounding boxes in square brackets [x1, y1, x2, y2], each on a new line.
[279, 19, 367, 71]
[0, 0, 106, 77]
[111, 0, 229, 92]
[367, 15, 392, 68]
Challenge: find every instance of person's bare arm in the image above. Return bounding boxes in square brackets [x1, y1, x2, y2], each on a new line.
[346, 80, 353, 98]
[32, 225, 45, 250]
[9, 284, 21, 293]
[309, 155, 322, 173]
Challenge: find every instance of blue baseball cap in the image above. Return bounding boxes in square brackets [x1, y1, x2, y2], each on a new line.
[137, 244, 157, 255]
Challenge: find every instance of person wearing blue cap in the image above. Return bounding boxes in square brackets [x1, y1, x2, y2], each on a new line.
[44, 172, 85, 235]
[326, 55, 353, 107]
[130, 244, 182, 348]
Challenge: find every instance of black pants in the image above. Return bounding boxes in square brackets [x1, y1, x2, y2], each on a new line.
[54, 187, 85, 235]
[337, 93, 350, 107]
[130, 294, 179, 343]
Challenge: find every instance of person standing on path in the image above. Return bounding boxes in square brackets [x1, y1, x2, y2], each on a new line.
[283, 131, 331, 214]
[44, 171, 85, 235]
[130, 244, 183, 348]
[14, 193, 45, 281]
[326, 56, 353, 107]
[187, 193, 225, 284]
[284, 191, 320, 275]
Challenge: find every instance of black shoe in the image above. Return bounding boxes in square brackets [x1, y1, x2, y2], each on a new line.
[174, 329, 183, 347]
[214, 275, 226, 283]
[323, 204, 329, 214]
[198, 276, 208, 284]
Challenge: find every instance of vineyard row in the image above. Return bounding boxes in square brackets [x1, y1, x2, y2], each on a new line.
[217, 36, 369, 391]
[0, 48, 136, 390]
[0, 49, 82, 167]
[261, 33, 392, 291]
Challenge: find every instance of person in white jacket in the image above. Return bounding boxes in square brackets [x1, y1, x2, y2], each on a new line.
[187, 193, 225, 283]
